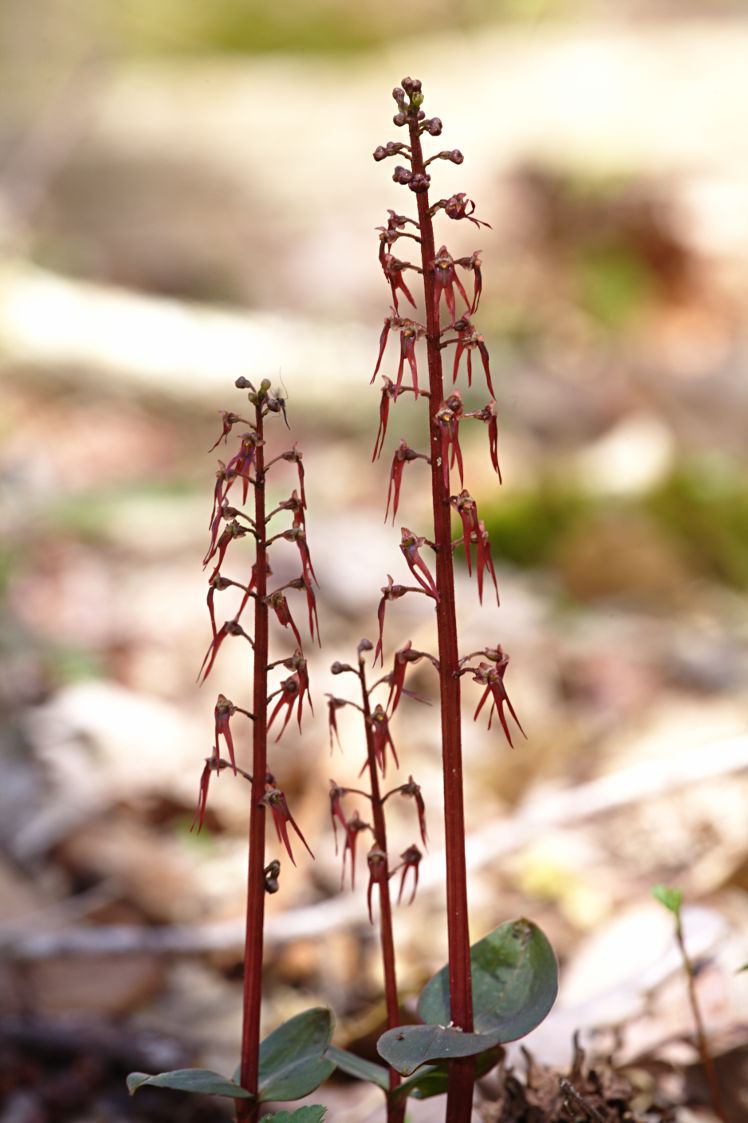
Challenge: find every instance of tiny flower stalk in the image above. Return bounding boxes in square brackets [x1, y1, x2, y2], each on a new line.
[196, 378, 320, 1122]
[370, 77, 526, 1120]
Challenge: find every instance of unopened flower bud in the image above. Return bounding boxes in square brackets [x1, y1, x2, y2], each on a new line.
[393, 112, 407, 127]
[409, 173, 431, 193]
[449, 149, 464, 163]
[373, 145, 388, 161]
[426, 117, 442, 136]
[392, 165, 413, 185]
[331, 661, 355, 675]
[235, 377, 254, 389]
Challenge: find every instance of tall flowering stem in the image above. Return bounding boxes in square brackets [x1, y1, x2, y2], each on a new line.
[372, 78, 520, 1120]
[328, 641, 428, 1123]
[238, 395, 268, 1121]
[195, 378, 319, 1122]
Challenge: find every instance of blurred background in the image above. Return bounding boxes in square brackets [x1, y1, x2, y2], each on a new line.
[1, 1, 747, 1119]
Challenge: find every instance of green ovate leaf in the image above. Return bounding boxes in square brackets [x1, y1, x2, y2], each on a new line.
[324, 1046, 389, 1090]
[378, 919, 557, 1076]
[257, 1008, 335, 1101]
[378, 1025, 502, 1076]
[419, 918, 557, 1041]
[394, 1046, 502, 1101]
[259, 1108, 327, 1122]
[126, 1069, 252, 1098]
[652, 884, 683, 915]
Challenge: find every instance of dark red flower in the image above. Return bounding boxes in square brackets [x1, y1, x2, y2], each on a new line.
[451, 316, 494, 396]
[400, 528, 439, 601]
[366, 846, 389, 924]
[432, 245, 470, 327]
[328, 780, 350, 852]
[266, 591, 303, 649]
[475, 519, 499, 606]
[394, 845, 422, 905]
[366, 703, 399, 775]
[262, 785, 314, 867]
[281, 576, 319, 646]
[379, 249, 417, 313]
[386, 439, 428, 523]
[454, 250, 484, 312]
[267, 651, 312, 739]
[451, 490, 479, 576]
[203, 519, 247, 580]
[471, 650, 525, 747]
[476, 400, 501, 482]
[226, 430, 263, 504]
[443, 193, 490, 230]
[326, 695, 348, 751]
[372, 377, 397, 461]
[277, 526, 318, 588]
[435, 393, 464, 490]
[340, 810, 372, 889]
[375, 574, 407, 664]
[278, 445, 306, 508]
[190, 756, 232, 833]
[208, 411, 251, 452]
[393, 776, 428, 847]
[213, 693, 239, 774]
[197, 619, 254, 685]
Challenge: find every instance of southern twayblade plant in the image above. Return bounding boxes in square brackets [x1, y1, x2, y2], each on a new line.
[325, 638, 432, 1123]
[127, 379, 333, 1122]
[363, 78, 557, 1121]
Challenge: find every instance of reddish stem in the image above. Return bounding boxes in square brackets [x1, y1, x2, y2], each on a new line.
[407, 115, 475, 1118]
[359, 658, 406, 1123]
[237, 404, 268, 1123]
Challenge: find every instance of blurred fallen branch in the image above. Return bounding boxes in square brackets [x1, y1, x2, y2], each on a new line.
[0, 261, 368, 406]
[2, 733, 746, 961]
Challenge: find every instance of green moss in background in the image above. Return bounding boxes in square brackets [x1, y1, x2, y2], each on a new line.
[644, 459, 748, 591]
[112, 0, 577, 57]
[476, 479, 591, 571]
[471, 458, 748, 596]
